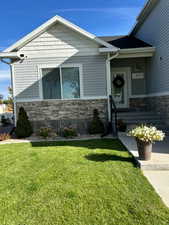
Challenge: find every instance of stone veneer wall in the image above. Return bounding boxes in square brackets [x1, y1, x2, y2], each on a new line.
[146, 95, 169, 125]
[16, 99, 108, 134]
[129, 98, 147, 111]
[130, 95, 169, 125]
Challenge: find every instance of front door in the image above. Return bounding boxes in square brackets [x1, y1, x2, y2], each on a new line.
[111, 68, 129, 108]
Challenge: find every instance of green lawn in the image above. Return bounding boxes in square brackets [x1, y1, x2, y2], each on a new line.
[0, 139, 169, 225]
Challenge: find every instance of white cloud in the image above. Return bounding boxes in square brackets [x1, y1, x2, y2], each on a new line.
[53, 7, 141, 19]
[0, 70, 10, 81]
[0, 47, 6, 51]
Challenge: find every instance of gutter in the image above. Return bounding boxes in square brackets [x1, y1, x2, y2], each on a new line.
[0, 52, 19, 59]
[119, 47, 156, 54]
[99, 47, 120, 53]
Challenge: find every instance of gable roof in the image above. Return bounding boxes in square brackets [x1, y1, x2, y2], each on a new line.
[4, 15, 117, 53]
[130, 0, 159, 35]
[99, 36, 152, 49]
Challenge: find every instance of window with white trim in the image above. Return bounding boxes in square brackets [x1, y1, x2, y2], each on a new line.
[41, 65, 81, 100]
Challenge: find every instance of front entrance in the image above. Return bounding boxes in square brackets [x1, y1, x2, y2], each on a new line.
[111, 68, 130, 108]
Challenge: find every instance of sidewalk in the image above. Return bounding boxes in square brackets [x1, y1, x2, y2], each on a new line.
[119, 132, 169, 170]
[119, 132, 169, 207]
[143, 170, 169, 207]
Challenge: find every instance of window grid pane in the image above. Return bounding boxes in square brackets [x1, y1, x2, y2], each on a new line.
[42, 68, 61, 99]
[61, 67, 80, 99]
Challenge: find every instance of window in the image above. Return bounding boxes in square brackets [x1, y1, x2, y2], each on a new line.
[40, 65, 81, 100]
[42, 68, 61, 99]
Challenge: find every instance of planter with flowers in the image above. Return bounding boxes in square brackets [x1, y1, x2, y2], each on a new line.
[128, 125, 165, 161]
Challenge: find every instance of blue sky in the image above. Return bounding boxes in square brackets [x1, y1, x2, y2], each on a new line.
[0, 0, 146, 98]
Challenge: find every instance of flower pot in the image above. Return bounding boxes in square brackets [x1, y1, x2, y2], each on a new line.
[136, 139, 152, 161]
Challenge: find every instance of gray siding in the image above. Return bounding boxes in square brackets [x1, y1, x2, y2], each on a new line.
[111, 58, 147, 95]
[13, 55, 107, 100]
[19, 23, 99, 57]
[136, 0, 169, 94]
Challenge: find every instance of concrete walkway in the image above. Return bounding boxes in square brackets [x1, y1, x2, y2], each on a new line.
[119, 132, 169, 170]
[0, 134, 115, 145]
[119, 132, 169, 207]
[143, 170, 169, 207]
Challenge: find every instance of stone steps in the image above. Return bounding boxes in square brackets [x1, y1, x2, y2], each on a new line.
[116, 111, 169, 133]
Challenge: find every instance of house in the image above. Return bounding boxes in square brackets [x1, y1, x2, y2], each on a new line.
[0, 0, 168, 134]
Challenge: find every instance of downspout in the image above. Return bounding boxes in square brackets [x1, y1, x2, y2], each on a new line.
[0, 58, 16, 126]
[106, 51, 119, 122]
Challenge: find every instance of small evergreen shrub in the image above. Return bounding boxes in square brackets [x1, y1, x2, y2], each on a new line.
[88, 109, 105, 134]
[15, 107, 33, 138]
[0, 133, 11, 141]
[62, 127, 77, 138]
[39, 127, 52, 139]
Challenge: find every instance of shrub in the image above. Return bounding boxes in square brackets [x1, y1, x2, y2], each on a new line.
[62, 127, 77, 138]
[128, 125, 165, 143]
[88, 109, 105, 134]
[0, 133, 11, 141]
[15, 107, 33, 138]
[1, 115, 11, 126]
[39, 127, 52, 139]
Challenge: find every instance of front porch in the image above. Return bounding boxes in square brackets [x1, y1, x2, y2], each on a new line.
[102, 35, 155, 113]
[110, 57, 149, 111]
[107, 48, 169, 134]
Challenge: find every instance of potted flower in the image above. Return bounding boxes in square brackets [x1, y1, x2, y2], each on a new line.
[128, 125, 165, 161]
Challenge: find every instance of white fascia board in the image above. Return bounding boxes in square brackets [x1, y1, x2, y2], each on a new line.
[0, 52, 19, 58]
[4, 15, 117, 52]
[119, 47, 156, 54]
[117, 47, 156, 58]
[99, 47, 119, 53]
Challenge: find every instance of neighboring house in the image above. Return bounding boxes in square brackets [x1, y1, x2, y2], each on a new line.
[0, 0, 168, 134]
[0, 104, 7, 114]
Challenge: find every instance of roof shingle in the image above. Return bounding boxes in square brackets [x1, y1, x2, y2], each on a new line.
[99, 35, 152, 49]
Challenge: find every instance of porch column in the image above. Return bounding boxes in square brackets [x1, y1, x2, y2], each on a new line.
[106, 56, 111, 122]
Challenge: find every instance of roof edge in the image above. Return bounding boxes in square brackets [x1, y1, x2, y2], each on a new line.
[130, 0, 159, 35]
[0, 52, 19, 59]
[4, 15, 118, 53]
[119, 47, 156, 53]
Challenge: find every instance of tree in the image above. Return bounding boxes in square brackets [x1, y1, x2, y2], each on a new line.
[15, 107, 33, 138]
[88, 109, 105, 134]
[2, 87, 14, 111]
[0, 94, 3, 104]
[7, 87, 13, 111]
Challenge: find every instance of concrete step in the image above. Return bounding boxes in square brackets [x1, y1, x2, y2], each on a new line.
[118, 119, 163, 123]
[115, 111, 169, 134]
[118, 114, 163, 119]
[117, 111, 161, 115]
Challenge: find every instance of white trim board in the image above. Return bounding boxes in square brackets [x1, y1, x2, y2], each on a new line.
[130, 92, 169, 98]
[117, 47, 155, 59]
[15, 96, 107, 103]
[4, 15, 117, 53]
[128, 92, 169, 98]
[146, 92, 169, 97]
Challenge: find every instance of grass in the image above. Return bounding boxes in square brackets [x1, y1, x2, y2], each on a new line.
[0, 139, 168, 225]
